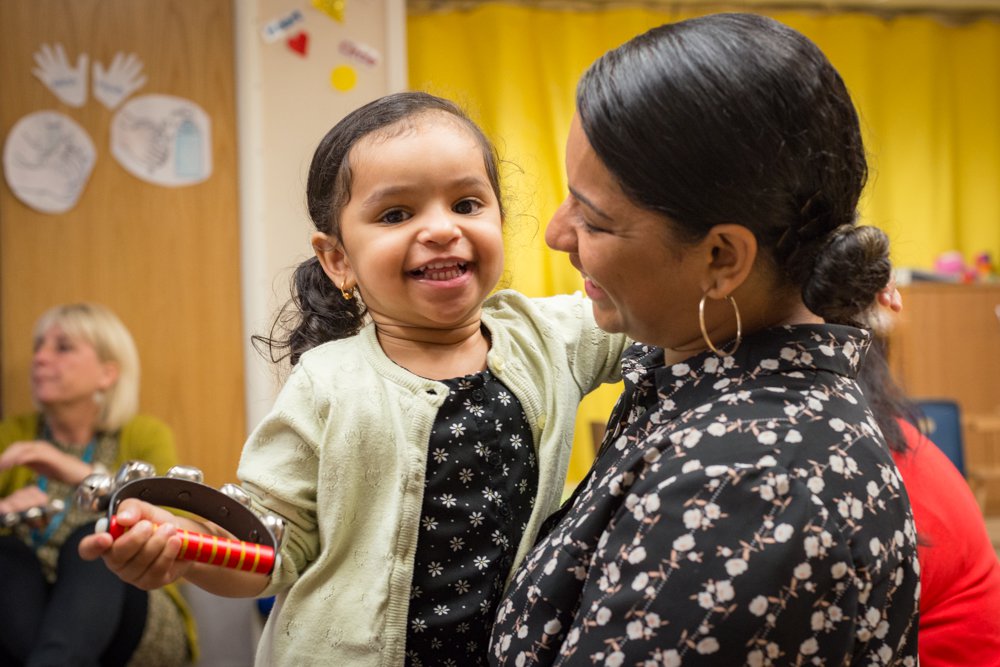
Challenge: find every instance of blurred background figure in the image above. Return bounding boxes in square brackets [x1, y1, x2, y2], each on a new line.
[859, 335, 1000, 666]
[0, 303, 194, 666]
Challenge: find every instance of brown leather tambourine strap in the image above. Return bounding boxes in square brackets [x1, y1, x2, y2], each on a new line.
[107, 477, 277, 549]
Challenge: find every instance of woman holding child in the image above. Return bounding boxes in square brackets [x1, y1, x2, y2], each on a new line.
[491, 12, 920, 666]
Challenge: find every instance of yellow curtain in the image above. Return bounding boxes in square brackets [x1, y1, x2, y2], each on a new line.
[408, 4, 1000, 487]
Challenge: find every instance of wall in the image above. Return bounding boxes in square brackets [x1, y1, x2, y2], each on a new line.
[0, 0, 246, 486]
[236, 0, 407, 429]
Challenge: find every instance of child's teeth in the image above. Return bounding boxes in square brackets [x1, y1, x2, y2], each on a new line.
[418, 262, 467, 280]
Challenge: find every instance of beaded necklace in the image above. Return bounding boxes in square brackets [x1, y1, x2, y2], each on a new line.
[30, 421, 96, 548]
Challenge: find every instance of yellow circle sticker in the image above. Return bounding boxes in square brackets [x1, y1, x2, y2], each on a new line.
[331, 65, 357, 92]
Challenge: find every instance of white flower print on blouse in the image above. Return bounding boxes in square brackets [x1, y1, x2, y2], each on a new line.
[490, 325, 919, 667]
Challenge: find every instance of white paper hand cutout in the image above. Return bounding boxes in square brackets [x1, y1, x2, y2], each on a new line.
[32, 43, 89, 107]
[93, 52, 147, 110]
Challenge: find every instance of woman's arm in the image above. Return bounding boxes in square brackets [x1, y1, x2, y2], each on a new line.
[0, 440, 97, 486]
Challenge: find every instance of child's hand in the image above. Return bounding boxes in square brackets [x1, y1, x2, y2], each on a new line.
[78, 498, 194, 590]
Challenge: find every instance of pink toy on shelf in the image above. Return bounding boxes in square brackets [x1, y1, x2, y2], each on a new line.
[933, 250, 967, 277]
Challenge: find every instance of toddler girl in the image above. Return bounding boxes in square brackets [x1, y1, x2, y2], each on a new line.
[81, 91, 627, 667]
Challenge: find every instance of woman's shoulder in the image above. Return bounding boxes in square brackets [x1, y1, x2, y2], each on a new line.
[118, 414, 175, 441]
[0, 412, 41, 445]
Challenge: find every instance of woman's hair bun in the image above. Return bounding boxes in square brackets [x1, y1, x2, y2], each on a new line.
[802, 224, 891, 326]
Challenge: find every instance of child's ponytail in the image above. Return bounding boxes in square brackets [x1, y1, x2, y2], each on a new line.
[253, 257, 365, 365]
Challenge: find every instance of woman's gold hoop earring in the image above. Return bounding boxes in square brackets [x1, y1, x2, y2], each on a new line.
[699, 293, 742, 357]
[340, 281, 354, 301]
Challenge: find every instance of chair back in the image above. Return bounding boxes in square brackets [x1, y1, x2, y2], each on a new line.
[914, 399, 965, 475]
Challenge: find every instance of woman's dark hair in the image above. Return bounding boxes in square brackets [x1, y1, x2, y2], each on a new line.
[856, 337, 921, 453]
[253, 91, 504, 365]
[576, 12, 890, 325]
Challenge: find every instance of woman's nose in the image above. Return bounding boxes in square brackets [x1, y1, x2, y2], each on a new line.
[32, 343, 52, 364]
[545, 199, 576, 253]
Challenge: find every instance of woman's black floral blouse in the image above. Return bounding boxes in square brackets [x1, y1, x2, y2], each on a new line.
[491, 324, 920, 667]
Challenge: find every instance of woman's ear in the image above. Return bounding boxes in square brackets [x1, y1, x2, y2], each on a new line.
[311, 232, 354, 289]
[702, 224, 757, 298]
[98, 361, 120, 391]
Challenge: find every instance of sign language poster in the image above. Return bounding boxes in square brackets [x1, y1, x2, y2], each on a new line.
[2, 111, 96, 214]
[111, 94, 212, 187]
[3, 43, 213, 214]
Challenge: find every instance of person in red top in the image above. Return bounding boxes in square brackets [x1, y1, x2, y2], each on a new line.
[860, 339, 1000, 666]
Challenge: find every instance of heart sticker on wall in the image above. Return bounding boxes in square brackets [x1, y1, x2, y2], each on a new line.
[287, 31, 308, 57]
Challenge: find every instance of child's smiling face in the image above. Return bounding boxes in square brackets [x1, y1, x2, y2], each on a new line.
[325, 111, 504, 335]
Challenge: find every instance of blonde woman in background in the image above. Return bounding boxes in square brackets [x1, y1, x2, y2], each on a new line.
[0, 303, 195, 666]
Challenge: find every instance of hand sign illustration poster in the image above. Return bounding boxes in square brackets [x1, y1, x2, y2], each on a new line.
[2, 111, 96, 214]
[110, 94, 212, 187]
[3, 43, 213, 215]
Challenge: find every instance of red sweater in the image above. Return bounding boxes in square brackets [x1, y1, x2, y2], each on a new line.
[892, 419, 1000, 666]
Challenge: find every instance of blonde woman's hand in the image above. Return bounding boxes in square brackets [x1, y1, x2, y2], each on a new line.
[0, 440, 96, 485]
[0, 484, 49, 514]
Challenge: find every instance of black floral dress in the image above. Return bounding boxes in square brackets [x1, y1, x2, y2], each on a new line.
[491, 324, 920, 667]
[406, 370, 538, 667]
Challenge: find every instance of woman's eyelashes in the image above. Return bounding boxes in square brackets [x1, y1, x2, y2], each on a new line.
[32, 335, 77, 354]
[578, 215, 607, 234]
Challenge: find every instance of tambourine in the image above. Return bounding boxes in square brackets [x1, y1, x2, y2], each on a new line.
[1, 498, 66, 530]
[76, 461, 285, 575]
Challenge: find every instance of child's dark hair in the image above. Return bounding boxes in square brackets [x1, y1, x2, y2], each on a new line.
[253, 91, 504, 365]
[576, 13, 890, 326]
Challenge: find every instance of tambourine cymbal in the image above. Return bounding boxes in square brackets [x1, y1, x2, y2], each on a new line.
[76, 461, 285, 574]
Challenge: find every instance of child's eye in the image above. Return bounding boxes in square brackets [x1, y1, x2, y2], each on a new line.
[378, 209, 411, 225]
[453, 199, 484, 215]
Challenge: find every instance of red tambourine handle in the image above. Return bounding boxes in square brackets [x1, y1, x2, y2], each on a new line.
[99, 515, 275, 575]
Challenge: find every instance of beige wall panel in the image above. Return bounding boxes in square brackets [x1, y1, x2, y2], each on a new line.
[0, 0, 245, 486]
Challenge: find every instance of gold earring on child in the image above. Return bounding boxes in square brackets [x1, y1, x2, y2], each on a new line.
[340, 280, 354, 301]
[699, 293, 742, 356]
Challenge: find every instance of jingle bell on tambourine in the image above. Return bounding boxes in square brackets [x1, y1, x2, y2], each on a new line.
[1, 498, 65, 530]
[77, 461, 285, 575]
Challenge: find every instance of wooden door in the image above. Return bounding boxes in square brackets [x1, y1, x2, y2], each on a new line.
[888, 282, 1000, 513]
[0, 0, 245, 486]
[889, 283, 1000, 414]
